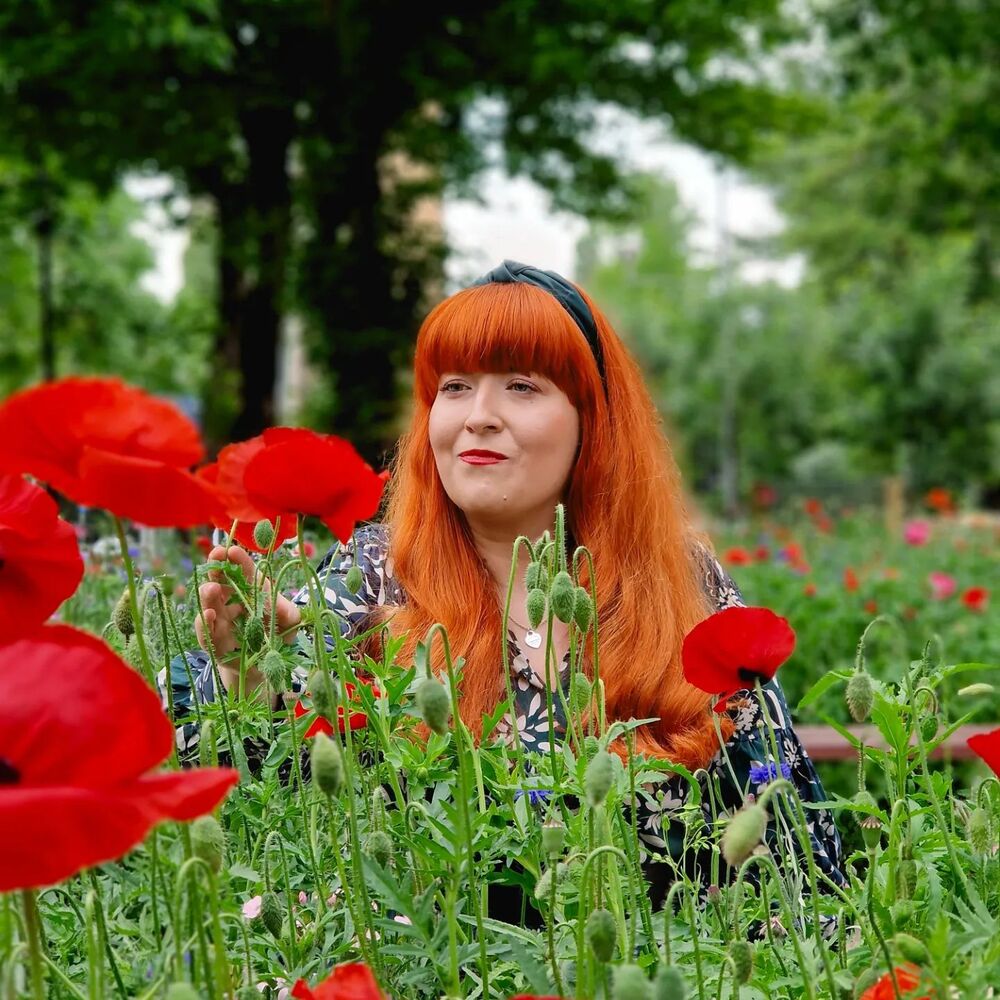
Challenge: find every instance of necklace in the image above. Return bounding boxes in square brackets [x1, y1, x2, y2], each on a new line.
[506, 614, 543, 649]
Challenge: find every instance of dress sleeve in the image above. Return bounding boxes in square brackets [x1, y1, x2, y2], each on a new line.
[637, 544, 846, 922]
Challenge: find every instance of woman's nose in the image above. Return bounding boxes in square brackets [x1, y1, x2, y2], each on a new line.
[464, 383, 503, 433]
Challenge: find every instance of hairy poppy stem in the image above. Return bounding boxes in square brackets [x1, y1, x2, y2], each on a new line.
[113, 518, 156, 689]
[19, 890, 45, 1000]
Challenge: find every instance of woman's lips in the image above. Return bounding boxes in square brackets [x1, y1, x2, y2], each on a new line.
[459, 450, 508, 465]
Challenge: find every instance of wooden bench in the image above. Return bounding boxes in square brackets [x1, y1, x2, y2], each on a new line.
[797, 724, 996, 762]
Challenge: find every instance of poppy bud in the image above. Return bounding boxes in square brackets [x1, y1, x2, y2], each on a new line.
[893, 933, 929, 965]
[919, 713, 938, 743]
[890, 900, 914, 928]
[968, 807, 991, 855]
[550, 571, 576, 624]
[584, 750, 614, 807]
[242, 614, 265, 655]
[583, 734, 601, 761]
[260, 891, 283, 939]
[308, 669, 338, 723]
[526, 588, 547, 629]
[365, 829, 393, 867]
[653, 966, 687, 1000]
[253, 519, 275, 550]
[612, 964, 652, 1000]
[345, 564, 364, 594]
[852, 789, 883, 850]
[525, 561, 543, 591]
[534, 862, 567, 900]
[198, 720, 217, 769]
[415, 675, 451, 735]
[897, 859, 917, 898]
[569, 672, 592, 715]
[190, 815, 225, 874]
[573, 586, 594, 633]
[846, 669, 874, 722]
[261, 648, 290, 692]
[585, 907, 617, 962]
[113, 588, 135, 638]
[165, 985, 201, 1000]
[720, 803, 768, 867]
[958, 683, 995, 698]
[541, 819, 566, 857]
[728, 941, 753, 984]
[311, 733, 345, 797]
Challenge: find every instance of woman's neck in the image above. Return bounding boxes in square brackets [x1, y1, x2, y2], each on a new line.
[464, 511, 555, 597]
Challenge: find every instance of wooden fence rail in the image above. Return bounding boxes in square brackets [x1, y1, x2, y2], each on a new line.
[797, 724, 996, 762]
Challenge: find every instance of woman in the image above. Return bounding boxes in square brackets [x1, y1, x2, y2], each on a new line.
[170, 260, 844, 911]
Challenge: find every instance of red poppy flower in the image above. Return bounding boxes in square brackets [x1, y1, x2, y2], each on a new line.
[864, 599, 878, 615]
[210, 428, 387, 544]
[750, 482, 776, 509]
[968, 726, 1000, 777]
[803, 498, 823, 516]
[291, 962, 384, 999]
[194, 534, 214, 557]
[961, 587, 989, 613]
[844, 568, 860, 592]
[753, 545, 770, 561]
[803, 583, 817, 597]
[0, 625, 238, 891]
[780, 542, 804, 563]
[859, 964, 928, 1000]
[0, 474, 83, 637]
[0, 377, 223, 527]
[295, 679, 382, 736]
[814, 515, 833, 534]
[682, 606, 796, 711]
[723, 547, 752, 566]
[924, 487, 955, 514]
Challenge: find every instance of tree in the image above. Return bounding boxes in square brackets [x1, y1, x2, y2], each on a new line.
[0, 0, 814, 459]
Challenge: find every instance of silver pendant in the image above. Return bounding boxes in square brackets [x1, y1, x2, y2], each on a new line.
[524, 629, 543, 649]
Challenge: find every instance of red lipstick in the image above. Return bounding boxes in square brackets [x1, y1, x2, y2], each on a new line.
[459, 449, 508, 465]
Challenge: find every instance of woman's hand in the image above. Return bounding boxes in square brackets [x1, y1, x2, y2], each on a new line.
[195, 545, 302, 690]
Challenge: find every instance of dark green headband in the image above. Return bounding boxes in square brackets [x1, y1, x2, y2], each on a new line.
[470, 259, 608, 392]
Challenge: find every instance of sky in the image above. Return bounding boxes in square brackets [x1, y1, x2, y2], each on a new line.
[127, 110, 801, 302]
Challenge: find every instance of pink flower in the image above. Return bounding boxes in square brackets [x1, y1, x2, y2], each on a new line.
[903, 519, 931, 546]
[928, 571, 957, 600]
[298, 891, 309, 905]
[243, 896, 263, 920]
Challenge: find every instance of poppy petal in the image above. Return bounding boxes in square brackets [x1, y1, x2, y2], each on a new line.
[0, 625, 172, 786]
[967, 727, 1000, 778]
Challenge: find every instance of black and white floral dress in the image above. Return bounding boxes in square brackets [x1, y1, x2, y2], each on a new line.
[164, 522, 846, 915]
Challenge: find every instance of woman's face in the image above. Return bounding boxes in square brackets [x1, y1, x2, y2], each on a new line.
[428, 371, 580, 532]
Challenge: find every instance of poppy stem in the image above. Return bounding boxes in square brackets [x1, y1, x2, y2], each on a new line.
[113, 518, 156, 689]
[18, 891, 45, 1000]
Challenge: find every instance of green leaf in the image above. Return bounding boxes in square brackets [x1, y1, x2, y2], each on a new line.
[796, 669, 851, 711]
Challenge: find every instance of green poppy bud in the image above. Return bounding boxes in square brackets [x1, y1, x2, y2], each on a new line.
[584, 750, 614, 807]
[585, 907, 617, 962]
[526, 588, 547, 629]
[897, 859, 917, 898]
[893, 933, 929, 965]
[968, 806, 991, 855]
[573, 586, 594, 633]
[852, 789, 883, 850]
[845, 669, 874, 723]
[525, 561, 543, 591]
[198, 720, 217, 769]
[583, 734, 601, 761]
[189, 815, 225, 874]
[365, 829, 393, 868]
[533, 863, 566, 900]
[260, 891, 283, 939]
[612, 963, 652, 1000]
[550, 571, 576, 624]
[311, 732, 345, 796]
[345, 564, 364, 594]
[569, 672, 592, 715]
[653, 966, 687, 1000]
[308, 669, 338, 723]
[113, 588, 135, 638]
[261, 648, 290, 692]
[252, 519, 275, 550]
[242, 614, 265, 655]
[720, 803, 768, 867]
[165, 985, 202, 1000]
[728, 941, 753, 984]
[958, 683, 995, 698]
[919, 713, 938, 743]
[415, 675, 451, 735]
[541, 819, 566, 857]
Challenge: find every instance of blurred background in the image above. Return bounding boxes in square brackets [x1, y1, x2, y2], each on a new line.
[0, 0, 997, 517]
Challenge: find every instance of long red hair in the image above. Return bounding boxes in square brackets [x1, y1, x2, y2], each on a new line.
[374, 280, 731, 770]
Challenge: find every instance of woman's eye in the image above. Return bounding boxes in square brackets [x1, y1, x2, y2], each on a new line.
[440, 382, 468, 393]
[509, 380, 536, 393]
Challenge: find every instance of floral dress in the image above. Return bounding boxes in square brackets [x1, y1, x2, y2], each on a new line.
[164, 522, 846, 918]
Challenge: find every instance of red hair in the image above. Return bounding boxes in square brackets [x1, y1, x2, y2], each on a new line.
[374, 281, 731, 770]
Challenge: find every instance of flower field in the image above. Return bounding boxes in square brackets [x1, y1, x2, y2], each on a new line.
[1, 378, 999, 998]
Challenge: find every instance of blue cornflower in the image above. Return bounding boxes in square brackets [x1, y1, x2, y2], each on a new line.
[749, 762, 792, 786]
[514, 788, 552, 806]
